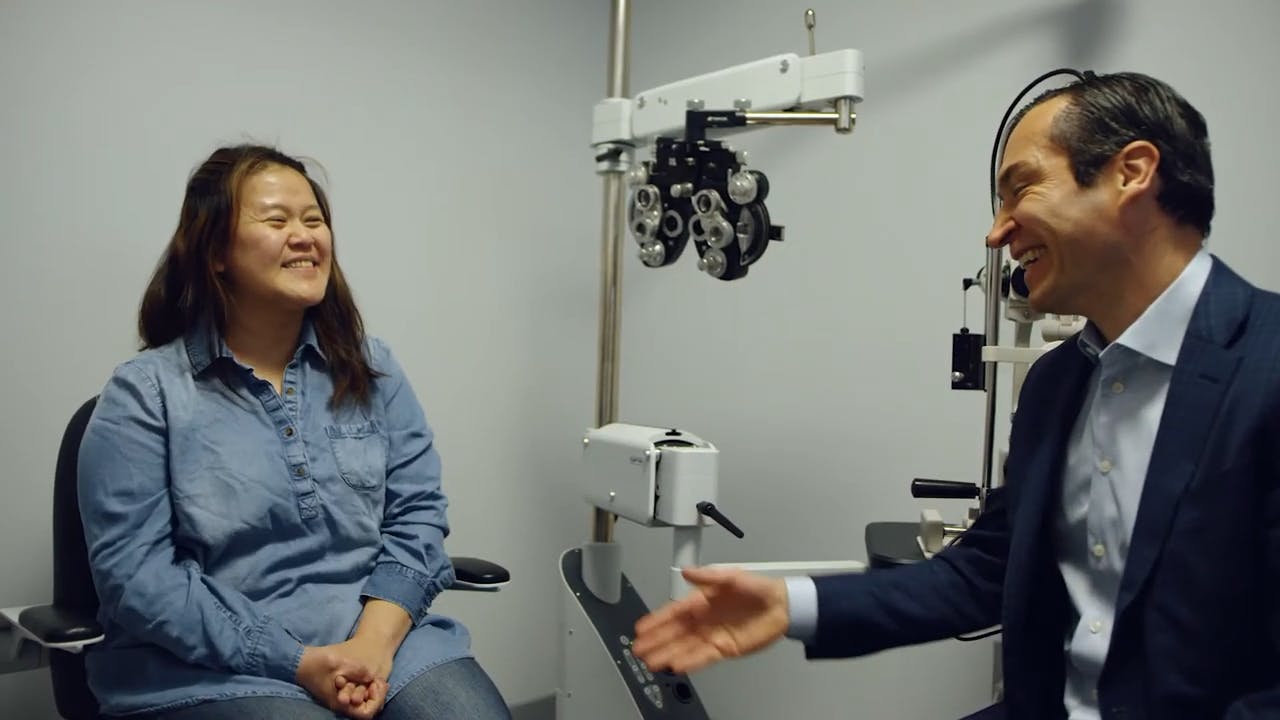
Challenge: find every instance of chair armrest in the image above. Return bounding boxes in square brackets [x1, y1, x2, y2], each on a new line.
[449, 556, 510, 592]
[0, 605, 103, 653]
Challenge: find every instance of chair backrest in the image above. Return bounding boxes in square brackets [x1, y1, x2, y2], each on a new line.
[50, 396, 101, 720]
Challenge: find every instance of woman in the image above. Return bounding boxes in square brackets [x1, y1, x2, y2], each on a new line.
[78, 145, 511, 720]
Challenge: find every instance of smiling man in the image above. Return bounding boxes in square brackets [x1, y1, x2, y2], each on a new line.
[632, 73, 1280, 720]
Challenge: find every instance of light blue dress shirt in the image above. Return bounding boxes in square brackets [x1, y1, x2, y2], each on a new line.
[785, 250, 1212, 718]
[1058, 249, 1211, 718]
[78, 320, 471, 716]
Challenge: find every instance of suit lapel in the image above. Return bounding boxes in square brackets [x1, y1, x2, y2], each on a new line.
[1114, 258, 1250, 618]
[1005, 347, 1093, 628]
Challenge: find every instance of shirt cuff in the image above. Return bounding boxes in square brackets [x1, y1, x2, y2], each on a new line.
[248, 617, 305, 683]
[784, 576, 818, 642]
[361, 562, 444, 623]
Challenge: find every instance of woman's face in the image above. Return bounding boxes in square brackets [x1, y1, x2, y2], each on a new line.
[218, 164, 333, 320]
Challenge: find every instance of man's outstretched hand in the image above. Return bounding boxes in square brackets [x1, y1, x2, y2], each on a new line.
[631, 566, 790, 674]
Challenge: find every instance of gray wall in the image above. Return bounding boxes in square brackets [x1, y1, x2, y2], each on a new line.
[0, 1, 606, 717]
[3, 2, 1279, 720]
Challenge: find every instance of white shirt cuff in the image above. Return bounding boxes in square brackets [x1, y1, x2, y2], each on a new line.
[784, 576, 818, 642]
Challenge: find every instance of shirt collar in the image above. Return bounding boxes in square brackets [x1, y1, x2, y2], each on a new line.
[184, 315, 327, 375]
[1075, 248, 1212, 366]
[297, 319, 327, 364]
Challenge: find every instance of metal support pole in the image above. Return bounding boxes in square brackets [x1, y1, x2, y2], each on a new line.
[978, 247, 1003, 512]
[592, 0, 631, 543]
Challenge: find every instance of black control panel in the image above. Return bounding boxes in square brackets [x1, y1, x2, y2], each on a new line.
[561, 548, 710, 718]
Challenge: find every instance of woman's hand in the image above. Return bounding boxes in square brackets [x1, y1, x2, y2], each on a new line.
[331, 634, 397, 712]
[296, 645, 386, 719]
[328, 598, 413, 716]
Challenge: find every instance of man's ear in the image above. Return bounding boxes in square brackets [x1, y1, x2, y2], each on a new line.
[1114, 140, 1160, 199]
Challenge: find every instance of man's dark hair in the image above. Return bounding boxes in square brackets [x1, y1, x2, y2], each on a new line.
[1010, 72, 1214, 236]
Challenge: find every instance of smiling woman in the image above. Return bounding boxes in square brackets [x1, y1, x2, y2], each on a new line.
[217, 167, 333, 324]
[138, 146, 374, 406]
[77, 145, 512, 720]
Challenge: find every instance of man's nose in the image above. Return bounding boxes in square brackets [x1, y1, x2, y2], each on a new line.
[986, 215, 1016, 249]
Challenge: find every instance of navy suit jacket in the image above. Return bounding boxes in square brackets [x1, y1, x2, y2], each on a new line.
[809, 258, 1280, 719]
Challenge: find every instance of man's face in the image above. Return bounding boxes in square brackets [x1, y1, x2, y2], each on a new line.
[986, 96, 1119, 317]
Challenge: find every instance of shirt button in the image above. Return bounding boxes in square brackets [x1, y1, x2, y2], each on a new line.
[283, 426, 295, 438]
[1111, 381, 1125, 394]
[295, 466, 306, 477]
[285, 387, 296, 396]
[1092, 543, 1106, 559]
[1089, 620, 1103, 634]
[1099, 459, 1113, 474]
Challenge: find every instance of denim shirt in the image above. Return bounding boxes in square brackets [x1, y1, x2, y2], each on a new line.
[78, 321, 471, 716]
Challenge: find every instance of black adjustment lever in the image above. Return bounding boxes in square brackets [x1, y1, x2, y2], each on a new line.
[696, 501, 745, 538]
[911, 478, 980, 499]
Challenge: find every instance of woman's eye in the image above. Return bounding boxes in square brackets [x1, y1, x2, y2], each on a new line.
[266, 217, 287, 224]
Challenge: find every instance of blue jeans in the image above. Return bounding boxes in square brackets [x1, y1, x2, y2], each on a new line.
[130, 658, 511, 720]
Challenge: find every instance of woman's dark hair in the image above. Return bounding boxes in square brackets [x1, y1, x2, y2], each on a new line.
[1011, 72, 1215, 236]
[139, 144, 376, 407]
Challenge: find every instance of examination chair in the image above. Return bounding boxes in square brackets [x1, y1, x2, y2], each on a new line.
[0, 396, 510, 720]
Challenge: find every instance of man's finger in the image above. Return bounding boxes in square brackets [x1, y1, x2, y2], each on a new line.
[635, 601, 713, 653]
[635, 593, 709, 635]
[681, 565, 742, 587]
[669, 641, 726, 674]
[633, 619, 692, 657]
[637, 626, 691, 666]
[640, 635, 713, 673]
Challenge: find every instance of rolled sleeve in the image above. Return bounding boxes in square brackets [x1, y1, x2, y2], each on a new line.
[247, 616, 307, 682]
[361, 561, 452, 624]
[364, 339, 456, 621]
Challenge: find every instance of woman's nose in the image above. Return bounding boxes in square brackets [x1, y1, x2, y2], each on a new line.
[287, 227, 315, 247]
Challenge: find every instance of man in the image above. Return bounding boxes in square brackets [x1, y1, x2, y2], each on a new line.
[632, 72, 1280, 719]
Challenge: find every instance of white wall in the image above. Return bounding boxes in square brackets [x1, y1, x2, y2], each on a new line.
[614, 1, 1280, 719]
[0, 2, 606, 717]
[4, 2, 1280, 720]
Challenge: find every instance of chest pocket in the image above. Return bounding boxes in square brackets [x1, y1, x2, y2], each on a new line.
[326, 421, 388, 490]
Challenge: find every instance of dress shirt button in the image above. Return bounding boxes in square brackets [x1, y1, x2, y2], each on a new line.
[285, 387, 296, 396]
[1099, 459, 1113, 474]
[284, 426, 295, 438]
[1111, 381, 1125, 394]
[295, 466, 306, 477]
[1092, 543, 1106, 559]
[1089, 620, 1103, 634]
